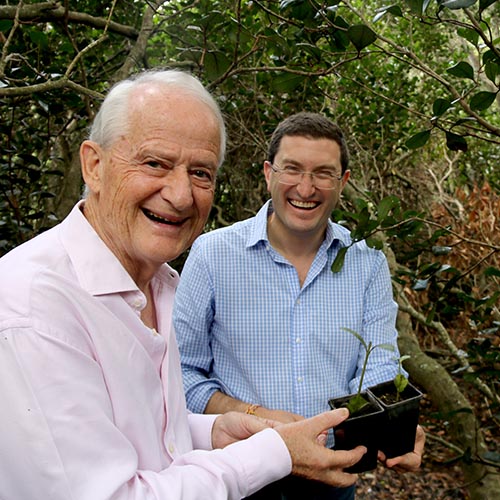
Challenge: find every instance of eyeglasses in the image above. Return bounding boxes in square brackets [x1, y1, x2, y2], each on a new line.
[270, 163, 343, 190]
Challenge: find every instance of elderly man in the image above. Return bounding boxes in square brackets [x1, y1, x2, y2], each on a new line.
[0, 71, 365, 500]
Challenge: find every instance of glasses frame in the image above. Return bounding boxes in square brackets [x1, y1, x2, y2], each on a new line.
[269, 162, 344, 190]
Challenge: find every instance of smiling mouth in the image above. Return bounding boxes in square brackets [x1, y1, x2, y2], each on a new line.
[142, 208, 183, 225]
[289, 199, 319, 210]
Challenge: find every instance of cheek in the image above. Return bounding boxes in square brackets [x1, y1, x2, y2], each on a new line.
[195, 190, 215, 222]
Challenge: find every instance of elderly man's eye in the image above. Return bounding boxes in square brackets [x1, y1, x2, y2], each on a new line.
[146, 160, 163, 169]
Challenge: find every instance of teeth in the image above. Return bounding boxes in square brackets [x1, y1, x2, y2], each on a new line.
[290, 200, 317, 209]
[143, 209, 175, 224]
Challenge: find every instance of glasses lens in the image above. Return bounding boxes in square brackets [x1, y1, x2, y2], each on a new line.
[275, 167, 339, 189]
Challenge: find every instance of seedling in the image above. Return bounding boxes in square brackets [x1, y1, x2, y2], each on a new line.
[393, 355, 411, 401]
[341, 327, 395, 415]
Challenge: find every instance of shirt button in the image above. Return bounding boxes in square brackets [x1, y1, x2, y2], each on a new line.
[295, 337, 302, 343]
[168, 443, 175, 454]
[297, 376, 303, 383]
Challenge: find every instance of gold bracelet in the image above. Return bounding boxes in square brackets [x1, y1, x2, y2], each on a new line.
[245, 403, 261, 416]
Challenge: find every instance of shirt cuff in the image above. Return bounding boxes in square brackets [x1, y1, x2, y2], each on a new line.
[188, 413, 219, 450]
[224, 428, 292, 497]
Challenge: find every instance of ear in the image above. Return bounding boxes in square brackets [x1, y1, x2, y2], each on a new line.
[340, 169, 351, 190]
[80, 140, 104, 194]
[263, 160, 273, 192]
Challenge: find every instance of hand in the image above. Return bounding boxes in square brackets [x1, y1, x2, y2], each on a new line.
[378, 424, 425, 473]
[275, 409, 367, 488]
[254, 407, 304, 424]
[211, 411, 276, 449]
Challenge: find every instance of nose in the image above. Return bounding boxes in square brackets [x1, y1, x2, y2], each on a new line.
[295, 171, 316, 197]
[160, 166, 194, 211]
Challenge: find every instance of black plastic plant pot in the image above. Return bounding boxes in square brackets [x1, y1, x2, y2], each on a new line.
[368, 380, 423, 459]
[328, 392, 384, 473]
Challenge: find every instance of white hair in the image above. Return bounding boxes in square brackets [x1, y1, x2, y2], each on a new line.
[88, 69, 226, 166]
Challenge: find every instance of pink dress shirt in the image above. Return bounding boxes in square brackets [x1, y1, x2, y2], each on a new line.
[0, 202, 291, 499]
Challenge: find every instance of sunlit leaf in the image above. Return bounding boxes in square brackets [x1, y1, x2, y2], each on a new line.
[441, 0, 477, 9]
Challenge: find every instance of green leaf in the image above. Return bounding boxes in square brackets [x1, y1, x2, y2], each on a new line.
[341, 327, 368, 350]
[405, 0, 430, 15]
[446, 61, 475, 80]
[345, 394, 370, 415]
[347, 25, 377, 52]
[485, 61, 499, 84]
[271, 73, 306, 93]
[366, 236, 383, 250]
[484, 267, 500, 277]
[331, 246, 348, 273]
[394, 373, 409, 394]
[469, 91, 497, 111]
[376, 343, 396, 352]
[373, 5, 403, 22]
[457, 27, 479, 46]
[479, 0, 497, 11]
[433, 98, 452, 117]
[203, 51, 231, 81]
[405, 130, 431, 149]
[279, 0, 316, 21]
[445, 131, 468, 152]
[0, 20, 13, 32]
[29, 30, 49, 49]
[441, 0, 477, 9]
[377, 195, 400, 222]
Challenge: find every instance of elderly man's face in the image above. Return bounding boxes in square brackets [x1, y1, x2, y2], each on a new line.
[81, 86, 221, 282]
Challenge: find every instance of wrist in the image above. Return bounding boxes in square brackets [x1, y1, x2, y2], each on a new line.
[245, 403, 261, 416]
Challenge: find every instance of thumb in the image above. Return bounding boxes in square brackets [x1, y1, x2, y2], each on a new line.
[306, 408, 350, 436]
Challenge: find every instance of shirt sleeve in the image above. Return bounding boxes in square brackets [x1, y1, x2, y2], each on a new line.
[174, 243, 229, 413]
[0, 321, 291, 500]
[348, 249, 403, 394]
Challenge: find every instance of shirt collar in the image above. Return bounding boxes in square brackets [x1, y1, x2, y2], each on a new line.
[246, 199, 351, 250]
[59, 201, 179, 296]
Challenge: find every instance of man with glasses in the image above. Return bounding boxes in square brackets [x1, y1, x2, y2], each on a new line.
[174, 112, 424, 499]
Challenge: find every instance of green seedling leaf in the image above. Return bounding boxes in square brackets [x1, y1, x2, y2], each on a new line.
[394, 373, 409, 394]
[344, 394, 370, 415]
[377, 343, 396, 352]
[341, 327, 368, 350]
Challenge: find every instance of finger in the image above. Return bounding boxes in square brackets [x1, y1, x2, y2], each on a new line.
[305, 409, 350, 436]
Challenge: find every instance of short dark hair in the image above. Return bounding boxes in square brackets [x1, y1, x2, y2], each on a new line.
[267, 112, 349, 173]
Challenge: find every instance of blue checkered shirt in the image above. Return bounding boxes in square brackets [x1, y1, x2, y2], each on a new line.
[174, 200, 401, 419]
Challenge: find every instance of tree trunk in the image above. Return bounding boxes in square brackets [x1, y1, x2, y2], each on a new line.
[396, 310, 500, 500]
